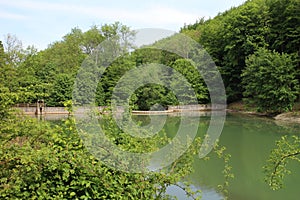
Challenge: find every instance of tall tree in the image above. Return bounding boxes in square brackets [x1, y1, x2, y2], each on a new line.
[182, 0, 273, 102]
[267, 0, 300, 55]
[100, 22, 136, 55]
[0, 41, 4, 66]
[80, 25, 105, 55]
[0, 40, 17, 91]
[2, 34, 24, 67]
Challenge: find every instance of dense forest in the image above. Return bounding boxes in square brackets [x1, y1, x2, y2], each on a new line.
[1, 0, 299, 114]
[181, 0, 300, 113]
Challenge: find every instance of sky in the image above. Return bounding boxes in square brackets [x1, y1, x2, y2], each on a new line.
[0, 0, 246, 50]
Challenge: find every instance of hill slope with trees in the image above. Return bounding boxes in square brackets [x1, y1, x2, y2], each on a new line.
[0, 0, 299, 114]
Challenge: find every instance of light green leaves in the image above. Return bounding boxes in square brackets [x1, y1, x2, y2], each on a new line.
[264, 135, 300, 190]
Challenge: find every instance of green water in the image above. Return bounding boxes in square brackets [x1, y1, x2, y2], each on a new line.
[133, 113, 300, 200]
[49, 112, 300, 199]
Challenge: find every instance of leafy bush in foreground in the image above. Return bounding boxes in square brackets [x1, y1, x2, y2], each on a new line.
[0, 112, 198, 199]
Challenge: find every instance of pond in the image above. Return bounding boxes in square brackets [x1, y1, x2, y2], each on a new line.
[198, 113, 300, 200]
[131, 112, 300, 200]
[45, 112, 300, 199]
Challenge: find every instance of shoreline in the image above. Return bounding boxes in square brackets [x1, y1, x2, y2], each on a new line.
[227, 102, 300, 124]
[17, 108, 224, 116]
[15, 104, 226, 116]
[14, 104, 300, 124]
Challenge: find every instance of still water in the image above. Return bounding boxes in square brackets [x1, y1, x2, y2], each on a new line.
[46, 112, 300, 199]
[131, 112, 300, 200]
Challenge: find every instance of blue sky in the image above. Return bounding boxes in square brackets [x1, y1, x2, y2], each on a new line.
[0, 0, 246, 50]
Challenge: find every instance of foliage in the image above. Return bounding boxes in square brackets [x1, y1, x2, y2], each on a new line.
[3, 0, 299, 109]
[0, 113, 165, 199]
[214, 144, 234, 198]
[0, 107, 233, 199]
[0, 21, 236, 199]
[266, 0, 300, 54]
[0, 82, 232, 199]
[100, 21, 136, 54]
[63, 100, 73, 115]
[2, 34, 25, 67]
[3, 0, 300, 197]
[0, 86, 18, 120]
[0, 41, 4, 65]
[264, 135, 300, 190]
[129, 84, 176, 110]
[171, 59, 209, 104]
[47, 73, 74, 106]
[182, 0, 299, 103]
[80, 25, 105, 55]
[241, 48, 299, 113]
[186, 0, 270, 102]
[98, 55, 136, 106]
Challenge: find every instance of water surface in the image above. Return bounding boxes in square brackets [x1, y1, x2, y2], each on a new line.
[133, 112, 300, 199]
[47, 112, 300, 199]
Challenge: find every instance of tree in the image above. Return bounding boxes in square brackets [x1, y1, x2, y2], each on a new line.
[2, 34, 25, 67]
[99, 56, 136, 106]
[264, 135, 300, 190]
[217, 0, 270, 102]
[48, 74, 74, 106]
[100, 22, 136, 54]
[0, 41, 4, 66]
[242, 48, 299, 113]
[130, 84, 173, 110]
[0, 41, 18, 92]
[37, 27, 88, 83]
[267, 0, 300, 55]
[182, 0, 274, 103]
[266, 0, 300, 86]
[80, 25, 105, 55]
[0, 110, 204, 199]
[171, 59, 209, 104]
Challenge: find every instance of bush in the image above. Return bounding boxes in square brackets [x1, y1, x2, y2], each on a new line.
[242, 48, 299, 114]
[0, 113, 202, 199]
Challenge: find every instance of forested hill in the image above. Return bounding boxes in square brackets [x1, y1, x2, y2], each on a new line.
[181, 0, 300, 105]
[0, 0, 299, 114]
